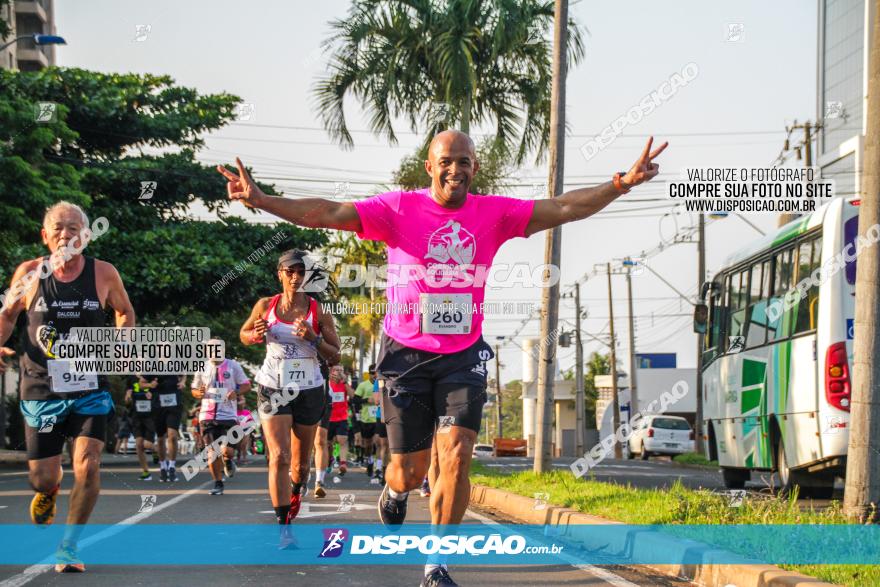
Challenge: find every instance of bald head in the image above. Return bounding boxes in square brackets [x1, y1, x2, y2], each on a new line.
[429, 130, 476, 159]
[425, 130, 479, 208]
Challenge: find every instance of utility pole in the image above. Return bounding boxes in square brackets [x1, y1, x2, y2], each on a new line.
[778, 120, 821, 226]
[534, 0, 568, 473]
[695, 213, 706, 455]
[606, 263, 622, 459]
[495, 343, 503, 440]
[844, 0, 880, 523]
[574, 283, 585, 455]
[625, 265, 638, 416]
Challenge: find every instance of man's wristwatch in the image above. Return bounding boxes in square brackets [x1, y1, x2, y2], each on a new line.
[613, 171, 631, 194]
[311, 334, 323, 350]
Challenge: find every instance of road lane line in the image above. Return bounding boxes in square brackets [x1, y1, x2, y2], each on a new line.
[0, 480, 213, 587]
[465, 508, 639, 587]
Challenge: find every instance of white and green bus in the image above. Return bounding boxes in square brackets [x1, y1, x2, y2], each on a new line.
[695, 196, 860, 497]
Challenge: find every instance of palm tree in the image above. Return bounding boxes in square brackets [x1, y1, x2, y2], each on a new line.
[313, 0, 585, 164]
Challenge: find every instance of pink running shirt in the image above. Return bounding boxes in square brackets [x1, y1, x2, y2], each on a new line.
[354, 189, 534, 353]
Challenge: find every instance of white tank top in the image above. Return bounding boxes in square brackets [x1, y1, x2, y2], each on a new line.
[255, 294, 324, 390]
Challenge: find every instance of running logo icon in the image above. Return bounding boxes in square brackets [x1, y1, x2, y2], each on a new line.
[139, 181, 157, 200]
[425, 220, 476, 266]
[139, 494, 157, 513]
[38, 416, 57, 434]
[318, 528, 348, 558]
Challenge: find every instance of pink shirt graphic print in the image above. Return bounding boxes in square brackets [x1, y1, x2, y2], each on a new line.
[354, 189, 534, 354]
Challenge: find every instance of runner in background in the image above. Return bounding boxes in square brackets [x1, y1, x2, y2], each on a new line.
[327, 365, 354, 477]
[240, 249, 341, 526]
[373, 376, 389, 483]
[125, 376, 155, 481]
[312, 361, 333, 498]
[115, 411, 131, 455]
[237, 397, 255, 464]
[191, 340, 251, 496]
[355, 366, 379, 478]
[349, 375, 365, 466]
[143, 374, 183, 482]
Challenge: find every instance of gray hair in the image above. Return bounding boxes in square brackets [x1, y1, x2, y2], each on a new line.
[43, 201, 89, 229]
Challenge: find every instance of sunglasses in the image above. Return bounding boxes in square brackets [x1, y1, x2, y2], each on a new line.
[280, 267, 306, 276]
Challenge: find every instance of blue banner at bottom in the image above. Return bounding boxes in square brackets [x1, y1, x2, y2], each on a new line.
[1, 524, 878, 565]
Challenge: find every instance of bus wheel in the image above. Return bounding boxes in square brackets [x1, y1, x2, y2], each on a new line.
[775, 439, 834, 498]
[774, 437, 798, 496]
[721, 467, 749, 489]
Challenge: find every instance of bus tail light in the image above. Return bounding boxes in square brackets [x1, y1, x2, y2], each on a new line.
[647, 428, 654, 438]
[825, 341, 851, 412]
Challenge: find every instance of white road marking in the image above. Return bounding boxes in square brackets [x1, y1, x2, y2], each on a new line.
[465, 508, 639, 587]
[0, 480, 213, 587]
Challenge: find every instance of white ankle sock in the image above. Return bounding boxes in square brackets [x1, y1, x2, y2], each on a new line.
[388, 488, 408, 501]
[317, 469, 326, 483]
[424, 563, 447, 576]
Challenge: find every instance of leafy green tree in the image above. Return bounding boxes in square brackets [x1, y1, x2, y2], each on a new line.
[0, 67, 328, 372]
[314, 0, 585, 164]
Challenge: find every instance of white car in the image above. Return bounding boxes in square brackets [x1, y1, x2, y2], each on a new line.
[627, 415, 694, 460]
[473, 444, 494, 458]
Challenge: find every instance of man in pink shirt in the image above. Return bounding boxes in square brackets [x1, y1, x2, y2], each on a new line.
[218, 130, 666, 586]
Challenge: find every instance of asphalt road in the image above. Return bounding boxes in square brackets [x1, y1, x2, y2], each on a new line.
[0, 454, 694, 587]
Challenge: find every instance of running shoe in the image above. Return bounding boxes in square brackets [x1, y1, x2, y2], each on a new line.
[377, 483, 407, 529]
[420, 479, 431, 497]
[278, 524, 298, 550]
[338, 461, 347, 476]
[30, 486, 59, 525]
[287, 492, 302, 523]
[54, 541, 85, 573]
[209, 481, 224, 495]
[420, 567, 458, 586]
[224, 458, 237, 478]
[138, 471, 152, 481]
[314, 481, 327, 499]
[168, 468, 177, 483]
[159, 468, 168, 483]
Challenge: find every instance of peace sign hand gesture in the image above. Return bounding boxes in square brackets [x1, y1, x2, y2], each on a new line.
[216, 158, 267, 209]
[622, 137, 668, 189]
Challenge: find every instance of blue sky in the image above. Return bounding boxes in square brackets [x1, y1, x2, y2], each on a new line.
[55, 0, 818, 383]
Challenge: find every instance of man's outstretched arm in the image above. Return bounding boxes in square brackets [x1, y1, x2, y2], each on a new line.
[524, 137, 668, 237]
[217, 158, 362, 232]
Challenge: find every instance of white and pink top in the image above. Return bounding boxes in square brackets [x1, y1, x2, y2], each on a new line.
[354, 189, 534, 354]
[193, 358, 250, 422]
[254, 294, 324, 390]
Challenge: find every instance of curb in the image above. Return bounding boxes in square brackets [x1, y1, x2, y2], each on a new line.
[469, 484, 839, 587]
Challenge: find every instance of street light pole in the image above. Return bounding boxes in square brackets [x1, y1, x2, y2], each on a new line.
[535, 0, 568, 473]
[695, 213, 706, 455]
[606, 263, 622, 459]
[626, 265, 639, 415]
[0, 33, 67, 53]
[574, 283, 585, 455]
[495, 343, 502, 440]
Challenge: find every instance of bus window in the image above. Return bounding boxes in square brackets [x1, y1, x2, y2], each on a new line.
[768, 248, 794, 341]
[702, 285, 723, 364]
[746, 260, 771, 348]
[728, 269, 748, 343]
[844, 216, 858, 285]
[793, 237, 822, 334]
